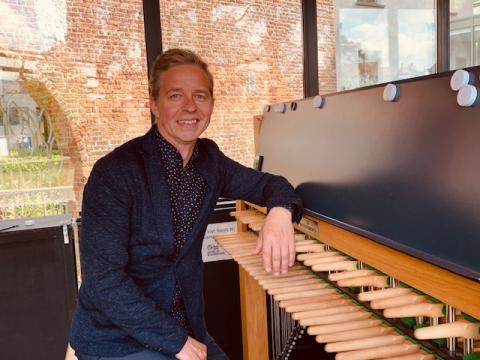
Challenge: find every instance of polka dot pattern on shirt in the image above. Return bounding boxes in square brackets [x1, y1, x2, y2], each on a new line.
[155, 128, 207, 335]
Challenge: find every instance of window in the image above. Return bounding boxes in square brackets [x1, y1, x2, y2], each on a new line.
[450, 0, 480, 69]
[0, 0, 150, 219]
[319, 0, 436, 93]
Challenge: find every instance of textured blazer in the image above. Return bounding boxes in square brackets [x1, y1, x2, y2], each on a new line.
[70, 126, 302, 357]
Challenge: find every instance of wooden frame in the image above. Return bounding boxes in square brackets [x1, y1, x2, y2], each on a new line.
[244, 201, 480, 320]
[236, 200, 480, 359]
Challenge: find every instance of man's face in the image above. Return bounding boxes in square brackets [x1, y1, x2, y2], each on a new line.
[150, 64, 214, 150]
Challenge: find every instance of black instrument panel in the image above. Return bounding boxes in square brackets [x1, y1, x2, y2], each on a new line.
[259, 69, 480, 280]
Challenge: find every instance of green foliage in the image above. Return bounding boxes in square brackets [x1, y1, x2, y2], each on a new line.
[463, 353, 480, 360]
[1, 203, 66, 218]
[0, 151, 73, 219]
[0, 151, 69, 190]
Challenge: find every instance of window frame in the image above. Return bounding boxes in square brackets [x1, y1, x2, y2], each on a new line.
[143, 1, 452, 97]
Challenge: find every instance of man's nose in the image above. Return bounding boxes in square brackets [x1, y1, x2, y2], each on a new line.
[183, 95, 197, 112]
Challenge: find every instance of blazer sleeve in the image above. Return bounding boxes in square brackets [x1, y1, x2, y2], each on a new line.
[79, 162, 188, 356]
[218, 149, 303, 222]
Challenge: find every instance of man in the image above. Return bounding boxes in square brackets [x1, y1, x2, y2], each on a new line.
[71, 49, 302, 360]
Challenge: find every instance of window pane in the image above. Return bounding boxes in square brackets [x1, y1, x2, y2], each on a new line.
[0, 1, 150, 219]
[319, 0, 436, 93]
[450, 0, 480, 69]
[159, 1, 304, 166]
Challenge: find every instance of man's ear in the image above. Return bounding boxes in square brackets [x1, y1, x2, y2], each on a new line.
[149, 96, 158, 118]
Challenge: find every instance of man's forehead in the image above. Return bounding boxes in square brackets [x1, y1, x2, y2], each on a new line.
[160, 65, 208, 81]
[165, 86, 209, 93]
[155, 64, 213, 97]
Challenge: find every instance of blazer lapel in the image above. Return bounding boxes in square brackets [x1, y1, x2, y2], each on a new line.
[142, 128, 175, 255]
[179, 140, 218, 257]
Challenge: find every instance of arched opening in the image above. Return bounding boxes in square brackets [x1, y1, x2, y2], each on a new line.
[0, 59, 81, 219]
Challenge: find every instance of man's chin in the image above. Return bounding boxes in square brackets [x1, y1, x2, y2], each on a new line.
[177, 129, 206, 142]
[177, 134, 202, 144]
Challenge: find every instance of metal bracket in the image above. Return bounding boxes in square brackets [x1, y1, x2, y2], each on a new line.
[62, 224, 69, 244]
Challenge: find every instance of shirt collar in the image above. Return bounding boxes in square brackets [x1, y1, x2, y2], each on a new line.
[154, 126, 200, 167]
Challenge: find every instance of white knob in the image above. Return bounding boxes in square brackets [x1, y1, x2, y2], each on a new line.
[457, 84, 477, 107]
[274, 103, 286, 113]
[313, 95, 324, 108]
[450, 69, 470, 91]
[263, 105, 271, 113]
[383, 83, 398, 102]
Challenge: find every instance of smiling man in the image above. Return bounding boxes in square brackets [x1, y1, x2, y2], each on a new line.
[70, 49, 302, 360]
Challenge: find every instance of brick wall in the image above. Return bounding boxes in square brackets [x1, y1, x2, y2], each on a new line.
[317, 0, 337, 94]
[0, 0, 151, 210]
[1, 0, 337, 211]
[160, 0, 305, 166]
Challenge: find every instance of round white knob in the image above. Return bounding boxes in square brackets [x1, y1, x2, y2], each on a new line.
[383, 83, 397, 102]
[457, 84, 477, 107]
[450, 69, 470, 91]
[274, 103, 286, 113]
[312, 95, 324, 108]
[263, 105, 271, 113]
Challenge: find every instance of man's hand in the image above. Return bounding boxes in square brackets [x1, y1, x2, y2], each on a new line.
[176, 336, 207, 360]
[253, 207, 295, 275]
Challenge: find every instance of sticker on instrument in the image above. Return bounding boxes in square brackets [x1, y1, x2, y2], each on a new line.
[298, 217, 319, 235]
[201, 222, 236, 262]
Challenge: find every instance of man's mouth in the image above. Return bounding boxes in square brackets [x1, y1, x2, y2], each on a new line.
[177, 119, 199, 125]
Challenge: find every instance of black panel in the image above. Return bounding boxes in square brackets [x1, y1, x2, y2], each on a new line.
[203, 210, 243, 360]
[142, 0, 162, 124]
[0, 226, 77, 360]
[203, 260, 242, 360]
[142, 0, 162, 79]
[301, 0, 319, 97]
[436, 0, 450, 72]
[259, 68, 480, 280]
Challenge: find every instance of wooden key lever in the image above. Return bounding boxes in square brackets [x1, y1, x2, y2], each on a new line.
[296, 243, 325, 253]
[414, 321, 480, 340]
[312, 260, 358, 272]
[336, 275, 389, 288]
[385, 354, 435, 360]
[370, 294, 427, 310]
[335, 343, 419, 360]
[383, 303, 444, 318]
[315, 326, 393, 344]
[325, 333, 405, 352]
[307, 318, 383, 336]
[297, 251, 340, 262]
[358, 287, 412, 302]
[328, 269, 375, 281]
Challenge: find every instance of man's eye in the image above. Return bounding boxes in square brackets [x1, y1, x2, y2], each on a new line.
[194, 94, 207, 101]
[169, 93, 181, 100]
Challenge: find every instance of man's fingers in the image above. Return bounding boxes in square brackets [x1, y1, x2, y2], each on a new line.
[198, 344, 207, 360]
[288, 235, 295, 266]
[252, 234, 263, 255]
[281, 240, 290, 274]
[271, 243, 281, 275]
[262, 242, 272, 273]
[176, 336, 207, 360]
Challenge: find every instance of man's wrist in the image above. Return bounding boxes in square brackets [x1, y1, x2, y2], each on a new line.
[272, 204, 296, 219]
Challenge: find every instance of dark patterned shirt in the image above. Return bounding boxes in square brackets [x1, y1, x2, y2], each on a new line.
[155, 128, 207, 335]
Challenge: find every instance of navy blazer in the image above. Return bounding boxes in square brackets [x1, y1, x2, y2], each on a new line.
[70, 126, 302, 357]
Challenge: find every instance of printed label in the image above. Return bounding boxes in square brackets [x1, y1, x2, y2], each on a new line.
[201, 221, 237, 262]
[298, 217, 319, 235]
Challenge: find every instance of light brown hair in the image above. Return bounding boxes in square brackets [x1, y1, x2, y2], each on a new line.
[149, 48, 214, 99]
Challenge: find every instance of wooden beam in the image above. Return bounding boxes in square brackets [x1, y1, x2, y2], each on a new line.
[239, 266, 269, 360]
